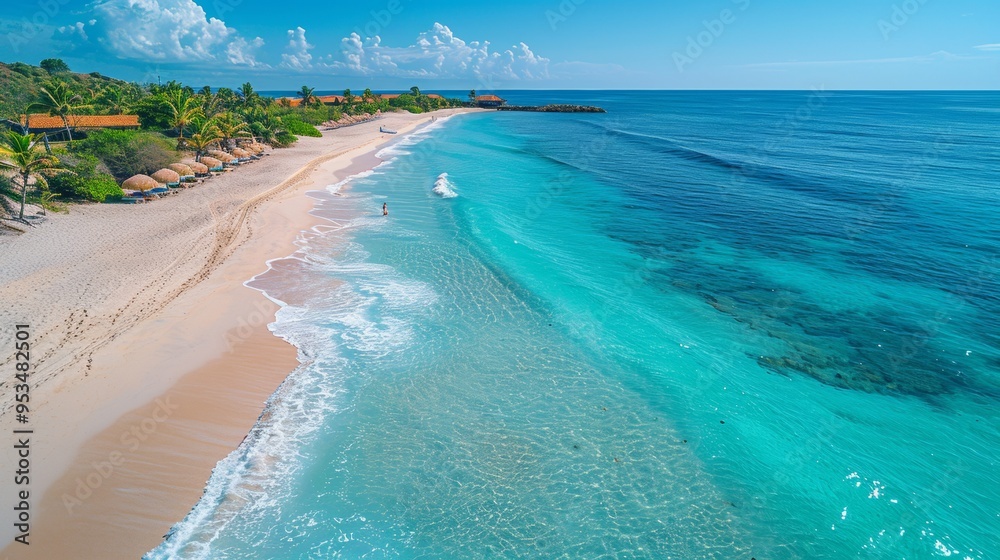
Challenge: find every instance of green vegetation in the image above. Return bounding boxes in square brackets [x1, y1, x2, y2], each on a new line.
[72, 129, 178, 181]
[0, 60, 125, 119]
[47, 154, 122, 202]
[280, 114, 322, 137]
[162, 89, 203, 143]
[40, 58, 70, 74]
[1, 60, 471, 218]
[0, 131, 67, 221]
[27, 80, 89, 145]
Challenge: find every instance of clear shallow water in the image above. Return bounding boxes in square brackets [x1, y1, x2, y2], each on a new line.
[148, 92, 1000, 559]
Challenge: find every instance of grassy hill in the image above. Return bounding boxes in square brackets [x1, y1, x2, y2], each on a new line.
[0, 60, 126, 119]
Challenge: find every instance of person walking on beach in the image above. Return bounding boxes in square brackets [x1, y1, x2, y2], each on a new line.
[383, 202, 388, 216]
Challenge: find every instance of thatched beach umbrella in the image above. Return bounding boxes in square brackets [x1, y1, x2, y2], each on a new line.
[122, 174, 159, 192]
[208, 150, 235, 162]
[168, 163, 195, 178]
[184, 161, 209, 176]
[151, 168, 181, 186]
[200, 157, 224, 171]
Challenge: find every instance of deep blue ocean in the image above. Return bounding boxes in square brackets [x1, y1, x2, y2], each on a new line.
[148, 91, 1000, 559]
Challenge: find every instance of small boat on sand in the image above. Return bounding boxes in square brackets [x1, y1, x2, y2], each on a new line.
[379, 126, 397, 134]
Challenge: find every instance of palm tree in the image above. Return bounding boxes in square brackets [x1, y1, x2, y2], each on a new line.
[212, 88, 237, 112]
[362, 88, 375, 103]
[469, 89, 477, 104]
[410, 86, 421, 97]
[162, 89, 204, 144]
[239, 82, 260, 109]
[343, 88, 355, 105]
[201, 92, 226, 119]
[297, 86, 317, 108]
[0, 131, 65, 221]
[26, 81, 89, 146]
[187, 118, 221, 161]
[98, 84, 138, 115]
[214, 112, 251, 150]
[246, 108, 283, 146]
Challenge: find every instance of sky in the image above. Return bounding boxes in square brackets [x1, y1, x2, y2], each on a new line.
[1, 0, 999, 91]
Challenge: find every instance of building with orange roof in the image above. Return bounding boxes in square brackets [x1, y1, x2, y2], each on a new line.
[475, 94, 507, 108]
[19, 114, 141, 132]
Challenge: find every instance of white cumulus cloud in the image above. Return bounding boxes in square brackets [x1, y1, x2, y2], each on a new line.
[280, 26, 313, 71]
[227, 36, 266, 67]
[322, 23, 550, 81]
[58, 21, 92, 41]
[89, 0, 264, 66]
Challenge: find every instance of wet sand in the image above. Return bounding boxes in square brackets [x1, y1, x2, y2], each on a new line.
[0, 109, 481, 558]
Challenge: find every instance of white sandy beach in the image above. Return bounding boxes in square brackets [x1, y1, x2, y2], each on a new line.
[0, 108, 481, 559]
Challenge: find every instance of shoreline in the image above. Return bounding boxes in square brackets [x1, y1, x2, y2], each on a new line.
[0, 108, 480, 558]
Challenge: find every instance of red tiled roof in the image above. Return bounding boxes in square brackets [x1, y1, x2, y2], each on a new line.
[476, 95, 505, 102]
[21, 114, 141, 129]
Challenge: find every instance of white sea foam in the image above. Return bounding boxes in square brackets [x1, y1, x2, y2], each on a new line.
[433, 172, 458, 198]
[375, 115, 456, 163]
[143, 312, 348, 559]
[154, 184, 442, 558]
[326, 168, 375, 193]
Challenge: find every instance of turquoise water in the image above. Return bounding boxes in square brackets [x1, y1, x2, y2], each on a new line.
[148, 92, 1000, 559]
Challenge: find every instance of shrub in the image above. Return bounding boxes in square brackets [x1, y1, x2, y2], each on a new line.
[133, 94, 173, 129]
[273, 105, 340, 126]
[48, 173, 122, 203]
[274, 131, 298, 148]
[10, 62, 34, 77]
[73, 130, 177, 180]
[40, 58, 70, 74]
[282, 116, 322, 137]
[47, 153, 124, 202]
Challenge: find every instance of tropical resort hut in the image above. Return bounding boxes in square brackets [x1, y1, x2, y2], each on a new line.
[475, 94, 507, 108]
[168, 163, 196, 182]
[183, 160, 210, 177]
[151, 168, 182, 188]
[121, 174, 158, 201]
[200, 156, 224, 173]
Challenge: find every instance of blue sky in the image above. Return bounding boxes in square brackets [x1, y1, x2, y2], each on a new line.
[1, 0, 998, 91]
